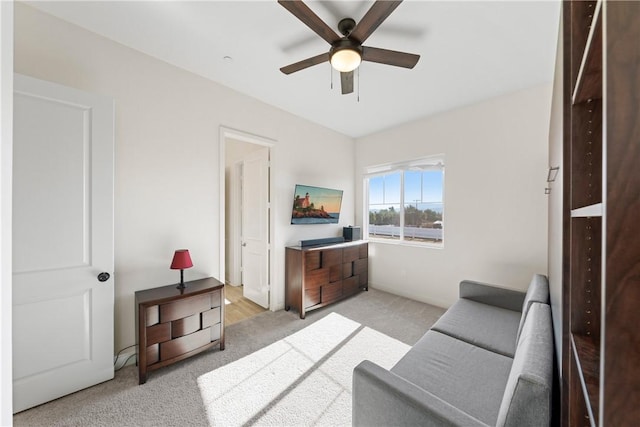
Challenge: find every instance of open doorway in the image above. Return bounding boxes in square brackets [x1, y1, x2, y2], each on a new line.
[219, 128, 274, 319]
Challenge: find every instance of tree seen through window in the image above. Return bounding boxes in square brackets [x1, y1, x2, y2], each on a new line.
[366, 159, 444, 245]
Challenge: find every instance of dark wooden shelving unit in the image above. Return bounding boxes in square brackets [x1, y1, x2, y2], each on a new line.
[571, 1, 602, 105]
[571, 334, 599, 418]
[561, 1, 640, 425]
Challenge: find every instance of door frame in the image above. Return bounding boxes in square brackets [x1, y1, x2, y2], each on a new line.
[0, 1, 14, 422]
[219, 127, 274, 310]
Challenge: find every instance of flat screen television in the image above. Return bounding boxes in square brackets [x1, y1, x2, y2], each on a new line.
[291, 184, 343, 224]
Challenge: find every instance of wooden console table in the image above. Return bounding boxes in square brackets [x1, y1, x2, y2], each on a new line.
[285, 240, 368, 319]
[135, 277, 225, 384]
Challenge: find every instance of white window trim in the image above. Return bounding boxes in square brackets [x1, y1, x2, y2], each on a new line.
[363, 155, 445, 248]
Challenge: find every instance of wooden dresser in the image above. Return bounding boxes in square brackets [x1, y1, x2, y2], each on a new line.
[135, 277, 224, 384]
[285, 240, 368, 319]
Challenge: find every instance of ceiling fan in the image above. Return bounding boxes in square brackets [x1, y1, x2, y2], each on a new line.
[278, 0, 420, 95]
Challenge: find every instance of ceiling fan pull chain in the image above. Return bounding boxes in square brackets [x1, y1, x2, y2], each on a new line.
[330, 63, 333, 90]
[357, 67, 360, 102]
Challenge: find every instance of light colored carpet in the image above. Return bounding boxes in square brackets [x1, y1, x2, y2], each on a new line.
[13, 288, 445, 426]
[198, 312, 410, 426]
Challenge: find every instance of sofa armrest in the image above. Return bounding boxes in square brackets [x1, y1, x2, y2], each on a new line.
[459, 280, 525, 312]
[353, 360, 488, 427]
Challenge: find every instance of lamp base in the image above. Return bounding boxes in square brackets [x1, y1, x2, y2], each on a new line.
[176, 269, 186, 289]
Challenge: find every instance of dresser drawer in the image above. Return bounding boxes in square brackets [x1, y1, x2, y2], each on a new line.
[355, 257, 368, 286]
[160, 328, 211, 361]
[209, 290, 222, 308]
[344, 246, 360, 263]
[202, 307, 221, 328]
[146, 344, 159, 366]
[321, 281, 343, 303]
[171, 313, 200, 338]
[329, 264, 343, 282]
[304, 251, 321, 271]
[343, 262, 354, 279]
[359, 243, 368, 259]
[160, 294, 211, 323]
[147, 322, 171, 346]
[359, 270, 368, 286]
[322, 248, 343, 267]
[343, 276, 359, 295]
[210, 324, 221, 341]
[305, 268, 329, 288]
[146, 305, 159, 326]
[354, 258, 368, 277]
[304, 287, 321, 308]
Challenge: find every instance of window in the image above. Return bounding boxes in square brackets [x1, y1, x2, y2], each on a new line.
[365, 156, 444, 246]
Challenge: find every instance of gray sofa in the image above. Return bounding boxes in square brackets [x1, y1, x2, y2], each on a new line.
[353, 274, 552, 426]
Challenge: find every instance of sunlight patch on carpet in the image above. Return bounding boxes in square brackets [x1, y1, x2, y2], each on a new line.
[197, 312, 410, 426]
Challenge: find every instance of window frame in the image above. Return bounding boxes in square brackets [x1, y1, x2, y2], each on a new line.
[363, 155, 445, 248]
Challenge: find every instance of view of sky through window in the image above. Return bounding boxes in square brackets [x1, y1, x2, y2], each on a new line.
[367, 166, 444, 245]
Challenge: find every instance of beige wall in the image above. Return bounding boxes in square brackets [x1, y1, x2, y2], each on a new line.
[14, 3, 355, 353]
[355, 84, 552, 308]
[547, 20, 564, 371]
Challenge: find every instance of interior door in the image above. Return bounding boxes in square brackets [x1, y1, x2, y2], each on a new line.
[241, 147, 269, 308]
[12, 74, 114, 413]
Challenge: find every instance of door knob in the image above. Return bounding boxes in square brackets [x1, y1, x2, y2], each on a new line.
[242, 243, 247, 247]
[97, 272, 110, 282]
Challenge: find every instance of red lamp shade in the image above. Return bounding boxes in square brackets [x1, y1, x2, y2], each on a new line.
[170, 249, 193, 270]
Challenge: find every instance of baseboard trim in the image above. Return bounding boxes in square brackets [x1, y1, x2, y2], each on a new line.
[369, 282, 450, 310]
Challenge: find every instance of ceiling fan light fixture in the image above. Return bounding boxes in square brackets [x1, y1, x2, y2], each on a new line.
[330, 48, 362, 72]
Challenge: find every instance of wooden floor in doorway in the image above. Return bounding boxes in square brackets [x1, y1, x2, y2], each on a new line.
[224, 284, 267, 326]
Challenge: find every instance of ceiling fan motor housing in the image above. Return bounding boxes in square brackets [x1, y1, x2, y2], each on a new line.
[337, 17, 356, 37]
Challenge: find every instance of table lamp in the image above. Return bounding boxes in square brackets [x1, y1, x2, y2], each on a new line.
[170, 249, 193, 289]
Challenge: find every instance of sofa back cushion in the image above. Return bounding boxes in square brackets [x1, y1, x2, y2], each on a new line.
[496, 302, 553, 427]
[516, 274, 550, 342]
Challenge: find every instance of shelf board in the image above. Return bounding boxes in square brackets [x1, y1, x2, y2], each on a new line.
[572, 203, 603, 217]
[573, 0, 603, 104]
[572, 333, 600, 424]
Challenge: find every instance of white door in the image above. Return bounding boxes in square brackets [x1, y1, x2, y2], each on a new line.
[241, 147, 269, 308]
[12, 74, 114, 413]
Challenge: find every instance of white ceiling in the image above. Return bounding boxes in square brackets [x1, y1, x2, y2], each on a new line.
[27, 0, 561, 138]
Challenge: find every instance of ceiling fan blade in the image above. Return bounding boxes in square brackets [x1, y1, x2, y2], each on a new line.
[350, 0, 403, 44]
[280, 52, 329, 75]
[278, 0, 341, 45]
[341, 71, 354, 95]
[362, 46, 420, 69]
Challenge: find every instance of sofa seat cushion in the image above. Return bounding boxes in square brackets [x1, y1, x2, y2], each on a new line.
[391, 330, 513, 425]
[431, 298, 521, 357]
